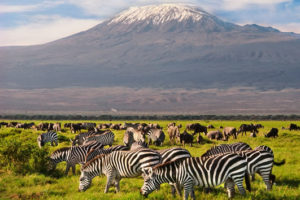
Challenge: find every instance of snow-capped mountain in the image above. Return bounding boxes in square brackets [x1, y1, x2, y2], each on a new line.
[0, 4, 300, 91]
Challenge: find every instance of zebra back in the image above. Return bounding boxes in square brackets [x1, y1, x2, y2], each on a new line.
[49, 147, 71, 168]
[254, 145, 273, 155]
[201, 142, 252, 157]
[157, 147, 191, 163]
[83, 131, 114, 146]
[37, 131, 58, 148]
[85, 145, 129, 163]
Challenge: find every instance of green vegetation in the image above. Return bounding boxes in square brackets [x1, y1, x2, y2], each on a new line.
[0, 120, 299, 200]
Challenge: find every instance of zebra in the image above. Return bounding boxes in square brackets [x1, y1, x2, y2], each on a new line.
[123, 127, 145, 147]
[82, 131, 114, 147]
[79, 148, 162, 193]
[48, 141, 104, 175]
[37, 131, 58, 148]
[72, 130, 106, 146]
[130, 141, 149, 150]
[85, 145, 129, 163]
[201, 142, 252, 157]
[253, 145, 285, 183]
[203, 144, 285, 190]
[141, 153, 249, 200]
[147, 128, 165, 146]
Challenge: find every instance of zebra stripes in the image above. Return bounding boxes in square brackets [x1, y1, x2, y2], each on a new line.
[141, 153, 248, 199]
[37, 131, 58, 148]
[201, 142, 252, 157]
[82, 131, 114, 146]
[79, 148, 162, 193]
[146, 128, 165, 146]
[85, 145, 129, 163]
[72, 130, 106, 146]
[49, 141, 104, 175]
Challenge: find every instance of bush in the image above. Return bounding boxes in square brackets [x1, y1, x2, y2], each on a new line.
[0, 131, 50, 175]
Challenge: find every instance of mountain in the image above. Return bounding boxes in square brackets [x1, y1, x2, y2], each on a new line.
[1, 4, 300, 114]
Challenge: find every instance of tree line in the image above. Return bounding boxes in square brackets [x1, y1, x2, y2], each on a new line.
[0, 114, 300, 121]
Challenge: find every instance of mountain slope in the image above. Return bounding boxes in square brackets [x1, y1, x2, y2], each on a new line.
[0, 4, 300, 90]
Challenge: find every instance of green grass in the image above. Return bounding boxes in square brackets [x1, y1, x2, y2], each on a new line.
[0, 120, 299, 200]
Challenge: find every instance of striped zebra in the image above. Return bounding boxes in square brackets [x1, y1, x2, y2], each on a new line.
[85, 145, 129, 163]
[49, 141, 104, 175]
[82, 131, 114, 146]
[79, 148, 162, 193]
[130, 141, 149, 150]
[203, 144, 285, 190]
[72, 130, 106, 146]
[37, 131, 58, 148]
[201, 142, 252, 157]
[147, 128, 165, 146]
[141, 153, 249, 199]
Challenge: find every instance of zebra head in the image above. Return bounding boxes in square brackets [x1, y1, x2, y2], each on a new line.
[37, 134, 44, 148]
[140, 167, 160, 197]
[78, 171, 92, 192]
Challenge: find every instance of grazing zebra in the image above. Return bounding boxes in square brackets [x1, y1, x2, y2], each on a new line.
[141, 153, 249, 199]
[123, 127, 145, 147]
[203, 144, 285, 190]
[49, 141, 104, 175]
[147, 128, 165, 146]
[85, 145, 129, 163]
[79, 148, 162, 193]
[82, 131, 114, 146]
[37, 131, 58, 148]
[72, 130, 106, 146]
[201, 142, 252, 157]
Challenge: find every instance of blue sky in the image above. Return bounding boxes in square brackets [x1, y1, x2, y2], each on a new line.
[1, 0, 300, 46]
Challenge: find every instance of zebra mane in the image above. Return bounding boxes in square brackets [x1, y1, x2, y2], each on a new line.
[153, 159, 180, 170]
[52, 147, 70, 154]
[82, 154, 107, 169]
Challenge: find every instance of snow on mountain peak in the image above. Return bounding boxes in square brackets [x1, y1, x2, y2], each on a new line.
[108, 4, 209, 25]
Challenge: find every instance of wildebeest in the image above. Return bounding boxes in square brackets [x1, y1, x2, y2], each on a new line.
[38, 122, 49, 131]
[179, 130, 193, 147]
[207, 130, 224, 140]
[238, 124, 258, 136]
[223, 127, 237, 139]
[250, 132, 257, 137]
[167, 125, 180, 145]
[186, 123, 207, 135]
[289, 123, 299, 131]
[264, 128, 279, 138]
[207, 124, 215, 129]
[71, 123, 82, 133]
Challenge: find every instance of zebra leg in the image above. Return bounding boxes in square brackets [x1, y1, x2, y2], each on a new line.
[72, 165, 76, 175]
[183, 181, 193, 200]
[232, 175, 246, 196]
[114, 177, 121, 193]
[225, 178, 235, 198]
[104, 175, 113, 193]
[170, 185, 176, 197]
[260, 172, 272, 190]
[65, 163, 71, 175]
[55, 140, 58, 146]
[176, 183, 182, 197]
[252, 173, 256, 181]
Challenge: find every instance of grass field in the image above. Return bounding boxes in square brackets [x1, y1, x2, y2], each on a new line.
[0, 120, 299, 200]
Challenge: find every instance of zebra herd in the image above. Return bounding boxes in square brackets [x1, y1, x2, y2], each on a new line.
[36, 126, 285, 199]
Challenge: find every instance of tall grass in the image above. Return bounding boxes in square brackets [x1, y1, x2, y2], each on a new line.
[0, 120, 299, 199]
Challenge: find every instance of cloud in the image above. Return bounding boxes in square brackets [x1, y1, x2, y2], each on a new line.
[0, 15, 100, 46]
[221, 0, 292, 10]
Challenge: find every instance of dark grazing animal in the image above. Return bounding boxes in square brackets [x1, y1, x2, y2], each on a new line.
[71, 123, 82, 133]
[141, 153, 249, 199]
[179, 130, 193, 147]
[237, 124, 258, 136]
[264, 128, 279, 138]
[147, 128, 165, 146]
[78, 148, 162, 193]
[288, 123, 299, 131]
[186, 123, 207, 135]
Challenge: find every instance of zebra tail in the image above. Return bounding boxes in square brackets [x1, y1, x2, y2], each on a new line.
[245, 172, 251, 192]
[273, 159, 286, 166]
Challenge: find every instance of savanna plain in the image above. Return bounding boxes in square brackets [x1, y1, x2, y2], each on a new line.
[0, 120, 299, 200]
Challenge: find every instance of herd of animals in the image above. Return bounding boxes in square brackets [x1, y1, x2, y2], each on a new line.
[1, 121, 299, 199]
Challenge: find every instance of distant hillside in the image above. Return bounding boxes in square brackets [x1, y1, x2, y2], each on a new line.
[0, 4, 299, 114]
